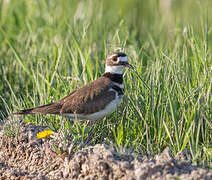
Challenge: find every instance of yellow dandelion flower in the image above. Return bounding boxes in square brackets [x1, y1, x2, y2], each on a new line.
[36, 130, 53, 139]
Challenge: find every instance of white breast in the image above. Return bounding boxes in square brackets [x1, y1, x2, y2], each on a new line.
[86, 94, 123, 120]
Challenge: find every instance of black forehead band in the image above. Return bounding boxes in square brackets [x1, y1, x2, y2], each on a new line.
[117, 52, 127, 57]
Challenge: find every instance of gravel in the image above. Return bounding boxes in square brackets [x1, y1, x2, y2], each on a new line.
[0, 122, 211, 180]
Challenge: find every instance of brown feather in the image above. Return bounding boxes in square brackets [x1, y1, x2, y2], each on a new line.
[59, 76, 116, 114]
[13, 103, 62, 115]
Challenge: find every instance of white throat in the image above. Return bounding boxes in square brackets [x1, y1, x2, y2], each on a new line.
[105, 65, 123, 74]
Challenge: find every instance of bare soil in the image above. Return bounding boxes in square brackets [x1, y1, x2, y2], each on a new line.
[0, 122, 211, 180]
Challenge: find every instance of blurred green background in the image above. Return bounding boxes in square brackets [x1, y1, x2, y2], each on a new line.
[0, 0, 212, 50]
[0, 0, 211, 168]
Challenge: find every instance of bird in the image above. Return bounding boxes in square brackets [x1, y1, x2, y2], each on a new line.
[13, 52, 132, 121]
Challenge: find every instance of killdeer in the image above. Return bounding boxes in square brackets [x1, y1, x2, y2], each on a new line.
[13, 52, 132, 121]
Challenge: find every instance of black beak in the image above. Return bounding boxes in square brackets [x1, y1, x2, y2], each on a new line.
[122, 62, 133, 69]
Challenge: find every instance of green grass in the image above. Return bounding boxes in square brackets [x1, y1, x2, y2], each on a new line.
[0, 0, 212, 168]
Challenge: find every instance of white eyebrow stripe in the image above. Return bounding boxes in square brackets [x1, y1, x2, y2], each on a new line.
[118, 56, 128, 62]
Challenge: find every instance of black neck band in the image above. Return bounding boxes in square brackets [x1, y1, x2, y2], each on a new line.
[112, 85, 124, 95]
[103, 72, 123, 84]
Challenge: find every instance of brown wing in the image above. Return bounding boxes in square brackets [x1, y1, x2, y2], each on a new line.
[59, 76, 116, 114]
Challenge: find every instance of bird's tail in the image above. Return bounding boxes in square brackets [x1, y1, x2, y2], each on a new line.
[12, 108, 35, 115]
[12, 103, 62, 115]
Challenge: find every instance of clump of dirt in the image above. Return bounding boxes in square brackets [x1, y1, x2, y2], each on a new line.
[0, 122, 211, 179]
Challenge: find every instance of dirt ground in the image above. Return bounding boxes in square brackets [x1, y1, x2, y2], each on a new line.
[0, 122, 211, 180]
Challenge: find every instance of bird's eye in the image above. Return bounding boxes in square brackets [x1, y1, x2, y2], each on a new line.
[112, 56, 118, 61]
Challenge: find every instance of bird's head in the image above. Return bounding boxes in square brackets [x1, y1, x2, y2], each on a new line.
[105, 52, 132, 74]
